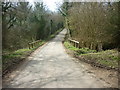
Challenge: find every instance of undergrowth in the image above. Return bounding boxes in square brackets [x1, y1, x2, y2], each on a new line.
[64, 41, 119, 69]
[2, 41, 45, 73]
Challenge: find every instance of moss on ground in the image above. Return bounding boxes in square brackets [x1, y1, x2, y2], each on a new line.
[64, 41, 96, 54]
[2, 41, 45, 74]
[64, 41, 79, 51]
[64, 41, 119, 69]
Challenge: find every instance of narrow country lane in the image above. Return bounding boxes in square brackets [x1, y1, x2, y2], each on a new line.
[3, 29, 109, 88]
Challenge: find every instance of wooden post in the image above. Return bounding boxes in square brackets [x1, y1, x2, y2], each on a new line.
[78, 43, 80, 49]
[28, 43, 30, 49]
[90, 42, 93, 50]
[32, 44, 33, 48]
[77, 43, 79, 48]
[28, 40, 41, 49]
[68, 38, 79, 48]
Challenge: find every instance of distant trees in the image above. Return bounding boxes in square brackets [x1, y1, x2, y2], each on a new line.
[3, 1, 119, 52]
[62, 2, 119, 51]
[2, 2, 64, 51]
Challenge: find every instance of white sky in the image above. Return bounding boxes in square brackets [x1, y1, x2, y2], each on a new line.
[28, 0, 63, 11]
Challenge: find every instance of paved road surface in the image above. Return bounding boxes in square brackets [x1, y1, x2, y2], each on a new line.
[3, 29, 108, 88]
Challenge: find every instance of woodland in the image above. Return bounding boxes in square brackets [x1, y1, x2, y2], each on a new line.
[1, 1, 120, 79]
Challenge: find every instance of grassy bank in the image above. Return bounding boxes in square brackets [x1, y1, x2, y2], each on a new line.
[2, 29, 63, 76]
[64, 41, 119, 70]
[2, 41, 45, 75]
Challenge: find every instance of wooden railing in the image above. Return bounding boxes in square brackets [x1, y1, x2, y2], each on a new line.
[68, 38, 80, 48]
[28, 40, 41, 49]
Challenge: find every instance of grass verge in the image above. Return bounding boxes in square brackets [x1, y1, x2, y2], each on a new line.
[2, 41, 45, 76]
[2, 28, 63, 76]
[64, 41, 119, 70]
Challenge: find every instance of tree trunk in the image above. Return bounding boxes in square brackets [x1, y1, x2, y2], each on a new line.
[81, 41, 84, 48]
[97, 43, 103, 51]
[90, 42, 93, 50]
[2, 14, 7, 49]
[92, 43, 96, 50]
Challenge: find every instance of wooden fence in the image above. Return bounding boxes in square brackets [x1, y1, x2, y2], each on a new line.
[68, 38, 80, 48]
[28, 40, 41, 49]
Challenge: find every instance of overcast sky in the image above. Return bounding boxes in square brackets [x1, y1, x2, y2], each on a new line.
[28, 0, 63, 11]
